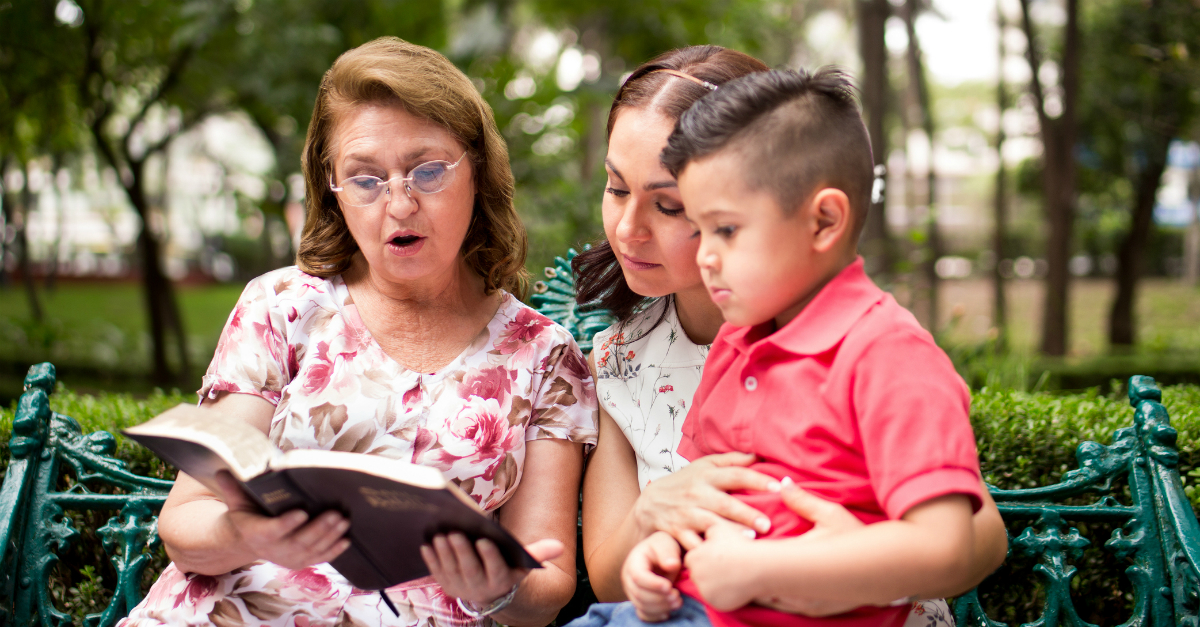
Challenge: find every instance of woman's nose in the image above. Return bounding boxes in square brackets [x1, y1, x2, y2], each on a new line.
[615, 204, 650, 243]
[384, 183, 418, 219]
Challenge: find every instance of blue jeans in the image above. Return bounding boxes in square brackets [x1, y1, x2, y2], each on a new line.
[565, 597, 712, 627]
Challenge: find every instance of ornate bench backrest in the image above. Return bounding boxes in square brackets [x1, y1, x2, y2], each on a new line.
[0, 363, 174, 627]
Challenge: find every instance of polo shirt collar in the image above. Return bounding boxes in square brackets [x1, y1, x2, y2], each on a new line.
[724, 257, 884, 356]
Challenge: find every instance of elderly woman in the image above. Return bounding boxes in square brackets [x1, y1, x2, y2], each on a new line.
[121, 38, 596, 627]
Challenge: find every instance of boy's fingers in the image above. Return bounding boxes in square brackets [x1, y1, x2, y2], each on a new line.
[780, 485, 861, 529]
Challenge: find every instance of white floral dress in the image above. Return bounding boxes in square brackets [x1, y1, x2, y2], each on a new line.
[592, 298, 953, 627]
[121, 266, 597, 627]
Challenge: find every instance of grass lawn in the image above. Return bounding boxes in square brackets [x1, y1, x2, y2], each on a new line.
[937, 277, 1200, 356]
[5, 274, 1200, 400]
[0, 280, 244, 402]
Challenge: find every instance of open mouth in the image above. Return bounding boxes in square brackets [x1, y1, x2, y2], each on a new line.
[391, 235, 421, 246]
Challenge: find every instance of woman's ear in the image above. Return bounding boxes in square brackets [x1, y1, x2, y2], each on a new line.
[809, 188, 852, 254]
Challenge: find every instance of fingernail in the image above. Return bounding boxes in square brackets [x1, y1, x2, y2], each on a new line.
[288, 511, 308, 524]
[755, 517, 770, 533]
[336, 519, 351, 533]
[766, 481, 782, 493]
[781, 476, 795, 487]
[743, 528, 757, 539]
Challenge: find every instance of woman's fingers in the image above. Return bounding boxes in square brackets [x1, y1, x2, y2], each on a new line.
[522, 538, 564, 564]
[692, 451, 757, 468]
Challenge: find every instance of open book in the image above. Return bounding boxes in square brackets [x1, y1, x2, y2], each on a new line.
[124, 405, 540, 590]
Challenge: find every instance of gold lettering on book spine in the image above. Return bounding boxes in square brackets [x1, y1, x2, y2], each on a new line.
[261, 488, 293, 505]
[360, 487, 437, 512]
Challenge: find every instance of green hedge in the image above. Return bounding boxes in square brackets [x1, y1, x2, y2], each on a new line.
[0, 385, 191, 483]
[5, 383, 1197, 505]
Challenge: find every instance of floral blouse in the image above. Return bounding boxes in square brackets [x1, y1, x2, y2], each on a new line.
[593, 298, 707, 489]
[121, 266, 597, 627]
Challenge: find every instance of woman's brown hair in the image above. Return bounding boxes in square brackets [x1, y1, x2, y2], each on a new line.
[298, 37, 529, 297]
[571, 45, 768, 323]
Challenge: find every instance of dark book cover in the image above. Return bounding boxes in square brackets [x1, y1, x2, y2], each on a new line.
[124, 405, 540, 590]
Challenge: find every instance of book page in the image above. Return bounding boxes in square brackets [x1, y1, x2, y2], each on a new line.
[124, 404, 274, 481]
[273, 449, 448, 491]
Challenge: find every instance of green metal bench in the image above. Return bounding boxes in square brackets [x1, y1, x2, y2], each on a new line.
[2, 249, 1199, 626]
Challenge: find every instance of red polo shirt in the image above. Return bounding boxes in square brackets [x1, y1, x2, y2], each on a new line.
[675, 257, 982, 627]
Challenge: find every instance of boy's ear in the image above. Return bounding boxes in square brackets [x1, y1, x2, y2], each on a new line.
[808, 188, 852, 253]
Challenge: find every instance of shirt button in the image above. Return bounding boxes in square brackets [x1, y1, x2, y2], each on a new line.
[744, 376, 758, 391]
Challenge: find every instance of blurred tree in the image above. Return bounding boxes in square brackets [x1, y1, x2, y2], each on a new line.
[1019, 0, 1080, 356]
[857, 0, 894, 281]
[65, 0, 246, 384]
[1076, 0, 1200, 347]
[902, 0, 938, 330]
[992, 0, 1010, 348]
[0, 0, 86, 321]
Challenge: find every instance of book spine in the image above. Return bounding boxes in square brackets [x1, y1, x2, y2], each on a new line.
[243, 471, 310, 516]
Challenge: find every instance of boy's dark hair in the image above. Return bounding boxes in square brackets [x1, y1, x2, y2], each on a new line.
[661, 68, 874, 236]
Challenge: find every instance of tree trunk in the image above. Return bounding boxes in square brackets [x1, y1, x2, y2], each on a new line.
[857, 0, 892, 281]
[1107, 0, 1186, 348]
[128, 160, 190, 386]
[992, 0, 1009, 347]
[904, 0, 938, 331]
[1109, 148, 1170, 345]
[16, 162, 44, 322]
[1020, 0, 1079, 356]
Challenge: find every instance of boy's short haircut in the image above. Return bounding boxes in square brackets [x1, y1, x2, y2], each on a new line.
[661, 68, 874, 237]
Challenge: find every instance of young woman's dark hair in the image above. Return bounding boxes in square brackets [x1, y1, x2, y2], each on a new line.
[571, 46, 769, 324]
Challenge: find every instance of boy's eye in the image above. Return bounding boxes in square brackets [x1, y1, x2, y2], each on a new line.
[715, 225, 737, 238]
[605, 187, 630, 198]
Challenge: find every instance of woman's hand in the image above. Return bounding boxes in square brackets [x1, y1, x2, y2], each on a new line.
[213, 472, 351, 571]
[421, 534, 563, 607]
[635, 452, 779, 549]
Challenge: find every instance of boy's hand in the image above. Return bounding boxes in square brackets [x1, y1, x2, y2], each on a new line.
[683, 521, 758, 612]
[622, 531, 683, 622]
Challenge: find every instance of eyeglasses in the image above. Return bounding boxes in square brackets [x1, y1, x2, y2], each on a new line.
[329, 152, 467, 207]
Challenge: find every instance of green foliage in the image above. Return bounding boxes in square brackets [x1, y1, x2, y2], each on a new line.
[0, 385, 189, 481]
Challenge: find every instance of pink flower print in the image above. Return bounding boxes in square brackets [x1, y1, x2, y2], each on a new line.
[431, 397, 522, 477]
[458, 366, 514, 403]
[303, 341, 334, 394]
[495, 309, 553, 362]
[658, 385, 674, 393]
[558, 347, 590, 382]
[175, 569, 219, 607]
[283, 568, 334, 601]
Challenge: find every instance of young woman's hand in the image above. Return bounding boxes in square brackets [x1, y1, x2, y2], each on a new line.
[622, 531, 683, 622]
[213, 472, 351, 570]
[421, 534, 563, 608]
[634, 452, 779, 549]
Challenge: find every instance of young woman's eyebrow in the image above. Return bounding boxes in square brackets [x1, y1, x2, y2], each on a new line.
[604, 159, 675, 191]
[604, 159, 627, 184]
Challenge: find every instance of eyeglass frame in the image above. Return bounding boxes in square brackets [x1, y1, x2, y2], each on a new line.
[328, 152, 469, 206]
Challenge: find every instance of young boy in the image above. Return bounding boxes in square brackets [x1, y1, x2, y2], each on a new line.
[620, 68, 986, 627]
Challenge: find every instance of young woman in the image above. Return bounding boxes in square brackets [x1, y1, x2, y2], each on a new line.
[574, 46, 1008, 625]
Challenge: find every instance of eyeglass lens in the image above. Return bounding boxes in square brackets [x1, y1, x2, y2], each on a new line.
[338, 161, 454, 206]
